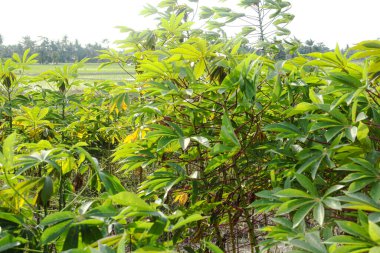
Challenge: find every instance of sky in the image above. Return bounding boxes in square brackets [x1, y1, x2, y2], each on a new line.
[0, 0, 379, 48]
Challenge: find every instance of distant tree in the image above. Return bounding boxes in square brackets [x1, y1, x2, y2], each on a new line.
[305, 39, 314, 53]
[298, 39, 330, 54]
[0, 36, 108, 63]
[21, 36, 36, 50]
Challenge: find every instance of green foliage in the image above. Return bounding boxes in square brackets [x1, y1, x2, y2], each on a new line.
[0, 1, 380, 253]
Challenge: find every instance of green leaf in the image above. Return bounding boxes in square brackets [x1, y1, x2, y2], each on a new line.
[191, 136, 211, 148]
[170, 214, 206, 231]
[309, 88, 323, 104]
[286, 102, 318, 117]
[149, 216, 168, 238]
[40, 211, 75, 226]
[272, 75, 282, 101]
[86, 205, 118, 218]
[0, 212, 23, 225]
[110, 191, 154, 211]
[157, 136, 178, 151]
[325, 126, 344, 142]
[179, 137, 191, 150]
[293, 203, 315, 228]
[336, 220, 370, 239]
[205, 241, 224, 253]
[323, 197, 342, 210]
[369, 246, 380, 253]
[134, 246, 170, 252]
[170, 44, 202, 60]
[3, 133, 17, 169]
[41, 219, 73, 245]
[357, 122, 369, 142]
[99, 171, 125, 195]
[98, 244, 116, 253]
[220, 113, 240, 147]
[73, 219, 104, 226]
[345, 126, 358, 142]
[117, 233, 127, 253]
[329, 72, 362, 88]
[313, 202, 325, 226]
[0, 234, 21, 252]
[369, 221, 380, 243]
[194, 60, 206, 79]
[324, 185, 345, 197]
[277, 199, 313, 215]
[294, 174, 318, 196]
[274, 188, 313, 199]
[40, 176, 53, 206]
[264, 122, 301, 138]
[326, 235, 366, 244]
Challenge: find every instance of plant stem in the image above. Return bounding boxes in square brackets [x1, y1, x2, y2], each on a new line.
[7, 88, 13, 131]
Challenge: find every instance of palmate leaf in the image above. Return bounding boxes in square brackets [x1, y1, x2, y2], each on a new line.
[170, 44, 202, 60]
[220, 55, 260, 102]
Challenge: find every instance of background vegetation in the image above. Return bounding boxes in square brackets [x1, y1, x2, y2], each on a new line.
[0, 35, 107, 64]
[0, 0, 379, 253]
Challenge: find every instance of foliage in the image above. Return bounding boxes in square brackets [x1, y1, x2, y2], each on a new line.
[0, 35, 107, 64]
[0, 1, 380, 253]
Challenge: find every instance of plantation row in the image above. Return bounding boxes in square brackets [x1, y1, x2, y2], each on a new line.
[1, 0, 380, 253]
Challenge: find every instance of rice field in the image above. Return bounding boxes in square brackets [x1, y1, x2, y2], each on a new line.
[25, 63, 135, 81]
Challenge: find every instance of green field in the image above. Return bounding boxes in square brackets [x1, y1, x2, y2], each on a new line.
[26, 63, 135, 81]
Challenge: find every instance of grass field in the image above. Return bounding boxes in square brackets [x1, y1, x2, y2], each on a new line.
[26, 63, 135, 81]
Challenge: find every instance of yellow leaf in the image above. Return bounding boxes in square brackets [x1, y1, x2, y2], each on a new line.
[121, 101, 128, 111]
[109, 102, 116, 113]
[174, 192, 188, 206]
[123, 129, 139, 143]
[77, 132, 84, 139]
[141, 129, 147, 139]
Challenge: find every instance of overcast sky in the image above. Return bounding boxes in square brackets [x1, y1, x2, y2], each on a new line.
[0, 0, 378, 48]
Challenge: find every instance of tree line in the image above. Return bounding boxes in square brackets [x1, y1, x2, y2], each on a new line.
[0, 34, 333, 65]
[0, 34, 107, 64]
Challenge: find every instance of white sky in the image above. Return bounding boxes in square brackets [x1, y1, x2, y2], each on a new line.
[0, 0, 379, 48]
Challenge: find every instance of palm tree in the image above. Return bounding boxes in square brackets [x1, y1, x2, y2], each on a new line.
[305, 39, 315, 53]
